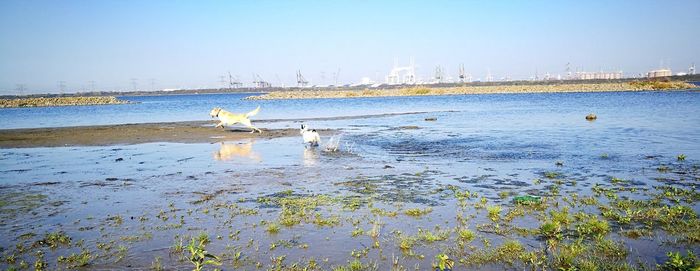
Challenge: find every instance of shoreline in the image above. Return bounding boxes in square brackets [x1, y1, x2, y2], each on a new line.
[0, 121, 310, 148]
[0, 111, 450, 148]
[247, 82, 697, 100]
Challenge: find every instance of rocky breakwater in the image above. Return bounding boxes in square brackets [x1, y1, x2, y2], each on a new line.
[247, 81, 697, 100]
[0, 96, 130, 108]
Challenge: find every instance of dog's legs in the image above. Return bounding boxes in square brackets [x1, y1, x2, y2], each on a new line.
[216, 122, 224, 128]
[242, 120, 262, 133]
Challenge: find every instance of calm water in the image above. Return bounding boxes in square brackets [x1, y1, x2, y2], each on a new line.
[1, 91, 697, 132]
[1, 91, 699, 270]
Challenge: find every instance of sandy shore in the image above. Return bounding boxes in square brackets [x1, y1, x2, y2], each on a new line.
[247, 82, 696, 100]
[0, 121, 314, 148]
[0, 111, 449, 148]
[0, 96, 130, 108]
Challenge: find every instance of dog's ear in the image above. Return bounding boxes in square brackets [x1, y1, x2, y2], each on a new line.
[301, 124, 305, 129]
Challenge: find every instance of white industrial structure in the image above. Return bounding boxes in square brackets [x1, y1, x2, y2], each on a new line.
[647, 69, 672, 78]
[574, 71, 623, 80]
[385, 58, 416, 85]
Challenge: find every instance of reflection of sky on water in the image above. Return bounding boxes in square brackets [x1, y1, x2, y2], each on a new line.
[2, 91, 699, 188]
[2, 91, 699, 131]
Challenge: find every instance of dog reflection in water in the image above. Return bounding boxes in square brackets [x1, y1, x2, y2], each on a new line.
[213, 141, 261, 162]
[303, 147, 319, 167]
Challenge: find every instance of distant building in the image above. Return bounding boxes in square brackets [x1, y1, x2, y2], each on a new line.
[574, 71, 622, 80]
[385, 58, 416, 85]
[647, 69, 672, 78]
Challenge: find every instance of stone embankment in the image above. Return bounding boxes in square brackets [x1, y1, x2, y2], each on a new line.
[0, 96, 129, 108]
[247, 81, 696, 100]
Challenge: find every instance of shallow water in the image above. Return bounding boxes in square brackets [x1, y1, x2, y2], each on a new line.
[1, 91, 699, 270]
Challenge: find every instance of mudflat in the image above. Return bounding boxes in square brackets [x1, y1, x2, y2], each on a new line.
[0, 121, 307, 148]
[0, 111, 449, 148]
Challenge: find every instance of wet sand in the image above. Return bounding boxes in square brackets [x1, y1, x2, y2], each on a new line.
[0, 121, 307, 148]
[0, 111, 449, 148]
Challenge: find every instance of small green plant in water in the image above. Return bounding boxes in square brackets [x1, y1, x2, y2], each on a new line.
[457, 228, 476, 242]
[57, 249, 92, 268]
[151, 256, 163, 271]
[266, 222, 280, 234]
[658, 165, 671, 172]
[404, 207, 432, 217]
[33, 250, 47, 271]
[658, 251, 698, 271]
[677, 154, 686, 161]
[186, 237, 221, 271]
[576, 216, 610, 238]
[513, 195, 541, 205]
[544, 172, 559, 179]
[486, 205, 502, 222]
[34, 231, 71, 249]
[434, 254, 455, 271]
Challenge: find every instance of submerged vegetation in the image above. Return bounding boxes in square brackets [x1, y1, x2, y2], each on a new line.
[0, 147, 698, 270]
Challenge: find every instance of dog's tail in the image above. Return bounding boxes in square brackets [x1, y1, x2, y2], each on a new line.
[245, 106, 261, 118]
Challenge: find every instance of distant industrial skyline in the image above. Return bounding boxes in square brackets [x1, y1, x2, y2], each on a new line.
[1, 0, 699, 94]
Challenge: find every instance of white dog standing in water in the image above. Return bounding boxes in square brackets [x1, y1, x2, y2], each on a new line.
[300, 124, 321, 146]
[209, 106, 262, 133]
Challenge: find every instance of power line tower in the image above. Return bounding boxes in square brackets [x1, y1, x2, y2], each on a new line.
[296, 70, 308, 87]
[58, 81, 66, 94]
[149, 78, 156, 91]
[88, 81, 96, 92]
[333, 68, 341, 86]
[15, 84, 26, 96]
[130, 78, 138, 91]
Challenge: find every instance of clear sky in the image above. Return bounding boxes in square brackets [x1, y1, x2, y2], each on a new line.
[1, 0, 698, 94]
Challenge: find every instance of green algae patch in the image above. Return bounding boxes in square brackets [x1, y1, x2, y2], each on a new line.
[0, 192, 47, 217]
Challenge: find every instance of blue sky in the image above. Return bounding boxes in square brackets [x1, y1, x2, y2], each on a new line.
[1, 0, 698, 94]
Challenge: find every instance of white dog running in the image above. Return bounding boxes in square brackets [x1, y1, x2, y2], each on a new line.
[300, 124, 321, 146]
[209, 106, 262, 133]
